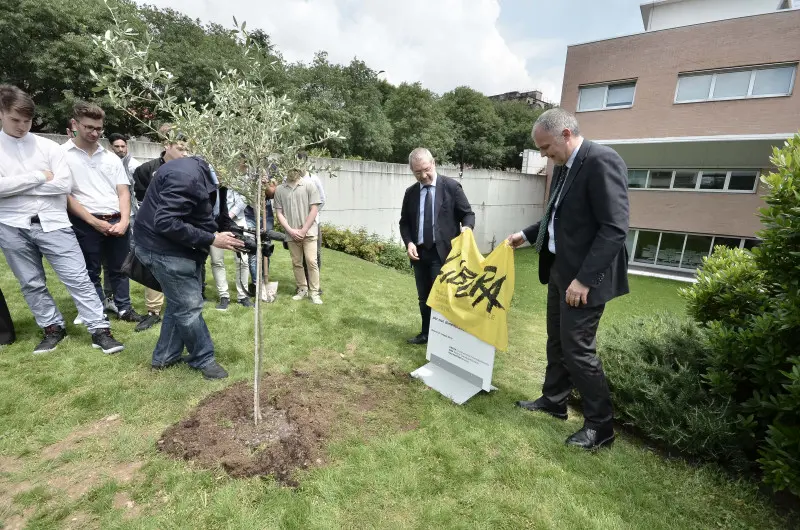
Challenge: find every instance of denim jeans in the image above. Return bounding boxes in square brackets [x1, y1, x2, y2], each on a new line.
[136, 246, 215, 369]
[70, 215, 132, 313]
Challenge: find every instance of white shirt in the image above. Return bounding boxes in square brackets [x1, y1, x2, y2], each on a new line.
[417, 172, 438, 245]
[547, 138, 583, 254]
[62, 139, 129, 215]
[0, 131, 73, 232]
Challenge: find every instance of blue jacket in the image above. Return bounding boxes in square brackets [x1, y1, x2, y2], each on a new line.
[134, 156, 218, 262]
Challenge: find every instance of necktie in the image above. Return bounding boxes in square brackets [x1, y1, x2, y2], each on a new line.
[423, 185, 434, 248]
[534, 166, 567, 253]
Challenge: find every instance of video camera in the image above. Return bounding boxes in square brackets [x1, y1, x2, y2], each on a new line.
[217, 186, 286, 257]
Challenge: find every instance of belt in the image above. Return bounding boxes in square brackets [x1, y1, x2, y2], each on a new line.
[92, 213, 121, 221]
[30, 215, 40, 224]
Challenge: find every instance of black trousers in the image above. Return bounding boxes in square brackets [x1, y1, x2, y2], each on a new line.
[541, 278, 613, 429]
[411, 245, 442, 336]
[0, 287, 15, 345]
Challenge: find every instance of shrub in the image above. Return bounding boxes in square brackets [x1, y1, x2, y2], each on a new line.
[679, 133, 800, 496]
[321, 224, 411, 274]
[600, 313, 746, 466]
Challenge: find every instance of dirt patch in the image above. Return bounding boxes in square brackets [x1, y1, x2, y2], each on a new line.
[2, 507, 35, 530]
[112, 491, 141, 519]
[48, 461, 144, 500]
[0, 456, 23, 474]
[159, 366, 414, 486]
[41, 414, 121, 460]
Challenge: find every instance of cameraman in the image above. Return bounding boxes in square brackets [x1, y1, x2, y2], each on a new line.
[134, 155, 243, 379]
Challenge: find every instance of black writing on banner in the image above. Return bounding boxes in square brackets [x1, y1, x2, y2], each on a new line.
[437, 252, 507, 314]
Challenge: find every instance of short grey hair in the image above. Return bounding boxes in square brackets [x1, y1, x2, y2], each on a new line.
[533, 108, 580, 137]
[408, 147, 434, 167]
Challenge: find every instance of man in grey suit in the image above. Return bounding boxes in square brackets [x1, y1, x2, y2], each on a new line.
[507, 108, 629, 450]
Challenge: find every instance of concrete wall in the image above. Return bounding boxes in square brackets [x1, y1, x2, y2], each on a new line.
[314, 158, 546, 253]
[35, 134, 546, 254]
[647, 0, 784, 31]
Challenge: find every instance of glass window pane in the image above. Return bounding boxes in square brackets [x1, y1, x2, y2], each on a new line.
[606, 83, 635, 107]
[699, 171, 726, 190]
[648, 171, 672, 189]
[673, 170, 699, 189]
[682, 235, 713, 269]
[633, 231, 659, 264]
[578, 86, 606, 111]
[712, 70, 751, 99]
[752, 66, 795, 96]
[656, 233, 685, 267]
[713, 237, 741, 251]
[743, 238, 761, 250]
[627, 170, 648, 189]
[676, 75, 712, 101]
[625, 230, 636, 256]
[728, 171, 757, 191]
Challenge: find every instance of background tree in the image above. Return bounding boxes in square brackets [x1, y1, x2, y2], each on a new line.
[440, 86, 504, 169]
[383, 82, 455, 163]
[494, 100, 542, 170]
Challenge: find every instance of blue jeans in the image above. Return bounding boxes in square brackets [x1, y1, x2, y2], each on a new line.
[136, 246, 215, 369]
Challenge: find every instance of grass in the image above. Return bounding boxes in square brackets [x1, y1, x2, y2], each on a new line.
[0, 246, 791, 529]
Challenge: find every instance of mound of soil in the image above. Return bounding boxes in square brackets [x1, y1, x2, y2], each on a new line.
[158, 367, 414, 486]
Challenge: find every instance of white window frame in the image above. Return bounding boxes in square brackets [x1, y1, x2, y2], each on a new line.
[675, 63, 797, 104]
[577, 80, 637, 112]
[627, 229, 747, 271]
[627, 169, 759, 194]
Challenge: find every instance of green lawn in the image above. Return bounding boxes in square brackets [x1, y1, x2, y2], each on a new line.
[0, 247, 789, 529]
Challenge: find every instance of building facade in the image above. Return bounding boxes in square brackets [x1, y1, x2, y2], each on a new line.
[558, 0, 799, 278]
[488, 90, 553, 109]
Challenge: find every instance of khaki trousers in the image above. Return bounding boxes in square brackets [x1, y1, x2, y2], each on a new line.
[145, 287, 164, 315]
[288, 236, 319, 295]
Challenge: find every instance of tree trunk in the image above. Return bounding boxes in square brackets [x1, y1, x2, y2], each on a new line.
[253, 177, 263, 425]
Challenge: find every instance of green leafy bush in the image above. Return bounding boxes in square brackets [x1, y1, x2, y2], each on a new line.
[321, 224, 410, 274]
[600, 313, 745, 466]
[679, 134, 800, 496]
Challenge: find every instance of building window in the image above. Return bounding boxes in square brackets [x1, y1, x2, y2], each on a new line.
[626, 169, 758, 193]
[628, 230, 750, 270]
[675, 64, 796, 103]
[578, 81, 636, 111]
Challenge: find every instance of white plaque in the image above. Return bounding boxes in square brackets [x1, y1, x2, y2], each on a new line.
[411, 310, 496, 404]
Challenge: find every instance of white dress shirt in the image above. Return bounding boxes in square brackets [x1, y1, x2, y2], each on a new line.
[0, 131, 73, 232]
[547, 138, 583, 254]
[62, 139, 129, 215]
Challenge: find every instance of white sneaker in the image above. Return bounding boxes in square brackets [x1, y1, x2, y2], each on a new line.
[292, 289, 308, 301]
[310, 294, 323, 305]
[103, 297, 119, 315]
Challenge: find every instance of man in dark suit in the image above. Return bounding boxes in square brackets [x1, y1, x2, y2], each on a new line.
[400, 148, 476, 345]
[507, 108, 629, 450]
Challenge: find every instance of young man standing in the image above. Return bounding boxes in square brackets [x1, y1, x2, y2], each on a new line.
[0, 85, 124, 354]
[275, 168, 322, 305]
[63, 101, 142, 324]
[131, 124, 187, 331]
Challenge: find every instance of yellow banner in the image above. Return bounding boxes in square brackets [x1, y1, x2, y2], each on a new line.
[426, 230, 515, 350]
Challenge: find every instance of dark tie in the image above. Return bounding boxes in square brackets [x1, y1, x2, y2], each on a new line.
[534, 166, 567, 253]
[423, 185, 434, 249]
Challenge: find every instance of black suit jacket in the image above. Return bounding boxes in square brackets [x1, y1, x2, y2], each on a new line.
[399, 174, 476, 262]
[523, 140, 630, 307]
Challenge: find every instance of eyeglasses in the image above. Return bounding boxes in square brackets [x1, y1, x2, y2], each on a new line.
[412, 164, 433, 177]
[76, 121, 104, 134]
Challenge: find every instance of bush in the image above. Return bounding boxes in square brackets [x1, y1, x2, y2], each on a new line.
[679, 133, 800, 496]
[321, 224, 411, 274]
[600, 313, 746, 466]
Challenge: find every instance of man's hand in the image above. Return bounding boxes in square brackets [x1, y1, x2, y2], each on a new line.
[506, 232, 525, 249]
[106, 220, 129, 237]
[461, 226, 471, 233]
[407, 242, 419, 261]
[566, 279, 590, 307]
[213, 232, 245, 250]
[288, 228, 304, 242]
[42, 170, 54, 182]
[92, 219, 113, 234]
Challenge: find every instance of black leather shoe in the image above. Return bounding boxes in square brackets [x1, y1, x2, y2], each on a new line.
[515, 397, 568, 420]
[406, 334, 428, 345]
[565, 425, 615, 450]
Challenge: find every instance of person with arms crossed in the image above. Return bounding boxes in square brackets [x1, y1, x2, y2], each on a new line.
[507, 108, 629, 451]
[0, 85, 124, 354]
[399, 147, 475, 345]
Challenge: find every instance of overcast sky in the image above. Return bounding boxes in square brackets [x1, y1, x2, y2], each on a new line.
[139, 0, 647, 103]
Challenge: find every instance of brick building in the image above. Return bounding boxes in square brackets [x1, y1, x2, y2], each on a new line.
[558, 0, 799, 278]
